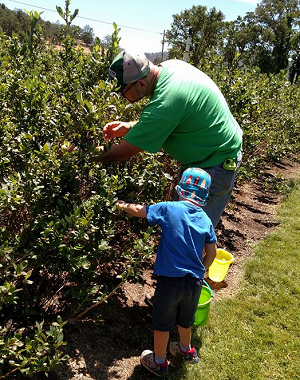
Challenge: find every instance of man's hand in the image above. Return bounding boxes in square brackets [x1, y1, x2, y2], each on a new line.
[103, 121, 132, 141]
[58, 140, 76, 157]
[95, 145, 105, 153]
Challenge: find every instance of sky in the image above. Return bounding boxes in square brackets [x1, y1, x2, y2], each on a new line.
[4, 0, 262, 53]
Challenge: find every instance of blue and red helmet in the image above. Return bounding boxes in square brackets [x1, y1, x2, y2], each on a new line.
[175, 167, 211, 206]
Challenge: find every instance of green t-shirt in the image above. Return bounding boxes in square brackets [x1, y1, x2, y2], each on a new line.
[125, 59, 242, 169]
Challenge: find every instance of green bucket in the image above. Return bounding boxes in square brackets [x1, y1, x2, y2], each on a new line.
[194, 283, 214, 326]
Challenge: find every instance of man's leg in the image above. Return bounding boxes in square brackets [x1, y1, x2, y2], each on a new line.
[203, 151, 242, 227]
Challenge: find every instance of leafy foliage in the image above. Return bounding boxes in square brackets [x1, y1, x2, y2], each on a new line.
[0, 317, 67, 378]
[0, 2, 95, 47]
[199, 55, 300, 178]
[166, 5, 225, 66]
[252, 0, 300, 74]
[165, 0, 300, 79]
[0, 1, 300, 378]
[0, 4, 170, 377]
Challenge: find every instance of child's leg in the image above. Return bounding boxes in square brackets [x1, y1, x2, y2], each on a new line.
[169, 276, 201, 363]
[140, 330, 169, 375]
[177, 325, 191, 347]
[169, 325, 199, 363]
[154, 330, 169, 359]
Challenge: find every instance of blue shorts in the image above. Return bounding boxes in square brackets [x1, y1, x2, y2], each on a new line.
[153, 275, 203, 332]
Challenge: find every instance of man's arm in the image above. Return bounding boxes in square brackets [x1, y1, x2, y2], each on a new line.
[116, 200, 147, 218]
[103, 121, 138, 141]
[202, 243, 217, 270]
[98, 140, 142, 164]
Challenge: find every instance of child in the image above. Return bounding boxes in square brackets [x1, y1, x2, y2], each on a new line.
[116, 167, 217, 377]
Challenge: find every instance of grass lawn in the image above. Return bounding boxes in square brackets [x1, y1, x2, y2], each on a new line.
[170, 180, 300, 380]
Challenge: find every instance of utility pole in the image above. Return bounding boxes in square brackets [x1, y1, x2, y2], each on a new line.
[184, 27, 192, 62]
[161, 30, 165, 61]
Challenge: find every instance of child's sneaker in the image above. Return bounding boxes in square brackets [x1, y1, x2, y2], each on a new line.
[140, 350, 168, 376]
[169, 342, 200, 363]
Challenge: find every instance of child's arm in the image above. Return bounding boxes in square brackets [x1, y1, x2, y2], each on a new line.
[202, 243, 217, 270]
[116, 200, 147, 218]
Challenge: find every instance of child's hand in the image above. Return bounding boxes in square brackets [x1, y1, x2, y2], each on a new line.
[115, 200, 146, 218]
[115, 200, 126, 212]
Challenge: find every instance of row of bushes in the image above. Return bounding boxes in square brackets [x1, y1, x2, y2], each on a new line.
[201, 54, 300, 178]
[0, 9, 172, 378]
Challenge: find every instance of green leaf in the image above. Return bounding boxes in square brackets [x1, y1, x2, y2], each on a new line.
[70, 9, 79, 22]
[81, 260, 91, 269]
[56, 6, 64, 18]
[76, 92, 83, 104]
[42, 143, 51, 153]
[84, 100, 93, 113]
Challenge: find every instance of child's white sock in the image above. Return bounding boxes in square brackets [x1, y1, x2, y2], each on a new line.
[179, 342, 191, 352]
[155, 354, 166, 365]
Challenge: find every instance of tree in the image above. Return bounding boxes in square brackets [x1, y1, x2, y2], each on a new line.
[80, 24, 94, 45]
[165, 5, 225, 66]
[0, 5, 22, 36]
[43, 20, 61, 45]
[101, 34, 112, 49]
[289, 28, 300, 83]
[243, 0, 300, 73]
[221, 16, 261, 68]
[15, 8, 30, 32]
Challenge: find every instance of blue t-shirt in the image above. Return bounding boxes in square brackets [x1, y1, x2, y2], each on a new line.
[146, 201, 217, 279]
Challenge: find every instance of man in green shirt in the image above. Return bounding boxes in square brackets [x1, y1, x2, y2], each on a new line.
[99, 50, 242, 227]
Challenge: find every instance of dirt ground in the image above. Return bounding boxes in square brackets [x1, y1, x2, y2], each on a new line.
[49, 158, 300, 380]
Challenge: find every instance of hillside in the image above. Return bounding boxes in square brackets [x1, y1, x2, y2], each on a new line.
[0, 3, 94, 45]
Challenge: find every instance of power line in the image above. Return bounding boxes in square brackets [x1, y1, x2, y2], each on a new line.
[8, 0, 163, 34]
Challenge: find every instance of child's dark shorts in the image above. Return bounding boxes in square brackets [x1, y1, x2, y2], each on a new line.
[153, 274, 203, 331]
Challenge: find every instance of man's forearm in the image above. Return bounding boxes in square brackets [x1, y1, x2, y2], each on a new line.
[98, 145, 125, 164]
[98, 141, 142, 164]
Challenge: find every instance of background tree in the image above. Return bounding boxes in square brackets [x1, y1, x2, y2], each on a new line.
[221, 16, 261, 68]
[242, 0, 300, 73]
[165, 5, 225, 66]
[43, 20, 61, 44]
[288, 28, 300, 83]
[80, 24, 94, 45]
[0, 4, 25, 36]
[0, 4, 62, 43]
[166, 0, 300, 77]
[101, 34, 112, 49]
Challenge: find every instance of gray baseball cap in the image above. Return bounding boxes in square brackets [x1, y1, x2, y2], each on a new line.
[109, 50, 150, 92]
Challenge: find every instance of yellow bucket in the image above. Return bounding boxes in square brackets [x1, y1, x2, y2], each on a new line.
[208, 249, 234, 282]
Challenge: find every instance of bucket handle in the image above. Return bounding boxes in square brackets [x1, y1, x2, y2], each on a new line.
[203, 279, 214, 298]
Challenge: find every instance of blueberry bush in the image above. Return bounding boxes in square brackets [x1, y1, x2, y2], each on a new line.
[200, 54, 300, 179]
[0, 4, 171, 378]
